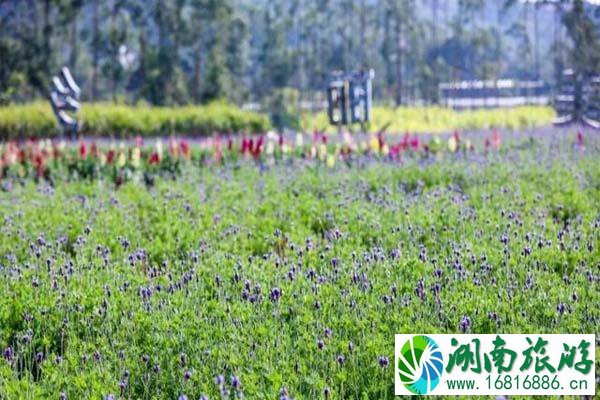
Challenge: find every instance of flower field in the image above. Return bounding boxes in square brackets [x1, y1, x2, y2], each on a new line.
[0, 128, 599, 399]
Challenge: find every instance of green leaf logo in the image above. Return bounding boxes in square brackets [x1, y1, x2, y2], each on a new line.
[397, 335, 444, 394]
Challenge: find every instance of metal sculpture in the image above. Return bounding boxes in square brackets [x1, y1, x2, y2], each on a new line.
[49, 67, 81, 137]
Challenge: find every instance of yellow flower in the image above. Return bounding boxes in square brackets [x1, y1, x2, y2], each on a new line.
[266, 141, 275, 155]
[326, 154, 336, 168]
[369, 136, 380, 153]
[448, 136, 458, 153]
[131, 147, 141, 168]
[117, 152, 126, 168]
[318, 143, 327, 160]
[381, 144, 389, 156]
[155, 140, 163, 158]
[295, 133, 304, 148]
[465, 139, 472, 151]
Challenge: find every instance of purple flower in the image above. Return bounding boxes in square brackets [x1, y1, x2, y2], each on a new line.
[230, 374, 241, 389]
[214, 374, 225, 386]
[270, 287, 282, 302]
[336, 354, 345, 366]
[557, 302, 566, 315]
[459, 315, 471, 333]
[104, 395, 115, 400]
[317, 339, 325, 350]
[323, 387, 331, 399]
[378, 356, 389, 368]
[184, 370, 192, 381]
[178, 395, 188, 400]
[279, 387, 289, 399]
[3, 347, 13, 362]
[59, 392, 67, 400]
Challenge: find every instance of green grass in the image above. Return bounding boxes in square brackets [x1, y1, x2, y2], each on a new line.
[0, 101, 271, 139]
[302, 105, 556, 133]
[0, 132, 598, 399]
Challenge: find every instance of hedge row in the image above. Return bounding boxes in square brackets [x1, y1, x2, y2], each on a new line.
[302, 105, 556, 133]
[0, 101, 271, 139]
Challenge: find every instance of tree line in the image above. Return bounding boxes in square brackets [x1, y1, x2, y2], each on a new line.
[0, 0, 598, 107]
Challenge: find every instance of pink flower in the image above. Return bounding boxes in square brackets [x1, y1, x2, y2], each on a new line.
[180, 140, 190, 159]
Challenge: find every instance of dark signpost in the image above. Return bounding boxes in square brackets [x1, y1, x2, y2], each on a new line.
[554, 69, 600, 128]
[49, 67, 81, 137]
[327, 69, 374, 128]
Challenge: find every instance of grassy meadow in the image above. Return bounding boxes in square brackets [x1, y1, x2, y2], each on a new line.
[0, 129, 598, 399]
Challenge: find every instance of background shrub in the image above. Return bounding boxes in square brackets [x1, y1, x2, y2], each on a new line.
[0, 101, 271, 139]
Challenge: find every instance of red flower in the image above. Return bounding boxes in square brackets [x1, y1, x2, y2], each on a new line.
[148, 152, 161, 165]
[410, 136, 420, 151]
[453, 130, 461, 143]
[79, 141, 88, 159]
[33, 152, 45, 177]
[390, 144, 403, 159]
[576, 131, 584, 147]
[377, 132, 385, 150]
[241, 138, 250, 154]
[252, 136, 264, 159]
[106, 149, 116, 164]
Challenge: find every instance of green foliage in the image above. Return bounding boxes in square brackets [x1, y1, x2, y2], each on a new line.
[1, 1, 596, 106]
[265, 88, 302, 132]
[0, 133, 598, 398]
[0, 102, 270, 139]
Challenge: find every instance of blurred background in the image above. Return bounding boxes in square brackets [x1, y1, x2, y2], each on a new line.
[0, 0, 599, 135]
